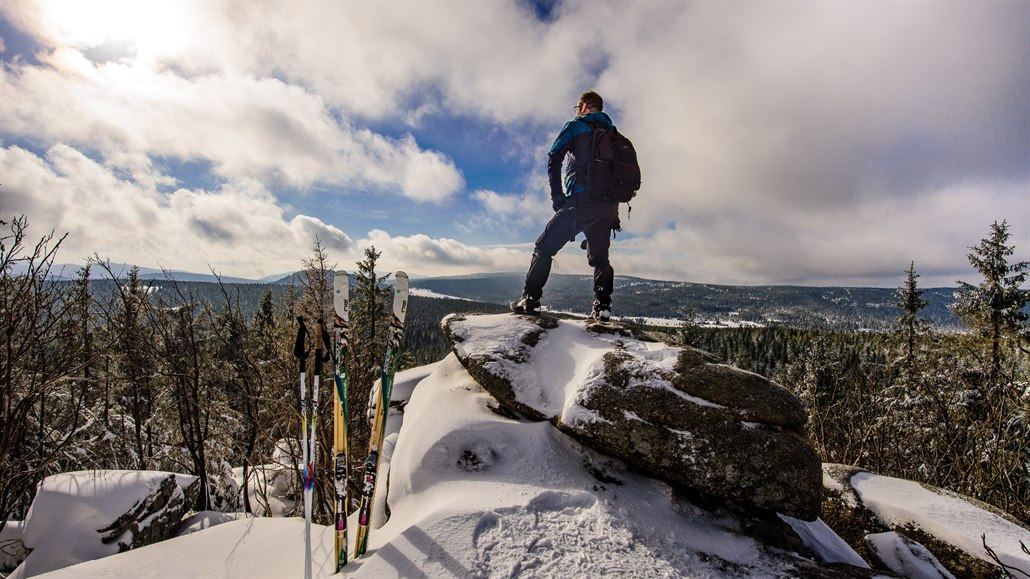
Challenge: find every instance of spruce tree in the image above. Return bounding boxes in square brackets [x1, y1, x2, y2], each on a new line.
[948, 221, 1029, 519]
[52, 265, 101, 474]
[677, 308, 702, 348]
[952, 220, 1029, 382]
[347, 246, 390, 500]
[894, 261, 929, 365]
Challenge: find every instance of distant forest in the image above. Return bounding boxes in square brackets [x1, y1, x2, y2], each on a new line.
[78, 279, 510, 369]
[408, 274, 965, 330]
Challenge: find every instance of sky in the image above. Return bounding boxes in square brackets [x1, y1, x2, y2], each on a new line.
[1, 0, 1027, 288]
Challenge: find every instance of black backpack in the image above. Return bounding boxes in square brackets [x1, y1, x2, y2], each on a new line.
[584, 121, 641, 203]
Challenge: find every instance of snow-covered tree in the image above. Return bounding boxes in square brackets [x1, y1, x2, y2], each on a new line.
[949, 221, 1029, 520]
[952, 220, 1029, 382]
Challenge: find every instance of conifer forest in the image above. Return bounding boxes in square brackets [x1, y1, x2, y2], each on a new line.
[2, 214, 1027, 531]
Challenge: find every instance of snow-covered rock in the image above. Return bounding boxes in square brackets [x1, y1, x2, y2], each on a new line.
[10, 470, 198, 578]
[865, 532, 955, 579]
[822, 463, 1030, 578]
[442, 313, 822, 520]
[362, 353, 868, 578]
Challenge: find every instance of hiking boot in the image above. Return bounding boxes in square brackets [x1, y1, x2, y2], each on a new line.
[510, 295, 541, 315]
[590, 301, 612, 321]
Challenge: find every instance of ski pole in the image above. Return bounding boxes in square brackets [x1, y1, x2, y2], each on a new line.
[294, 317, 312, 579]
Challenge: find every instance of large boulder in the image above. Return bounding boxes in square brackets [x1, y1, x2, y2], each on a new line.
[442, 313, 822, 520]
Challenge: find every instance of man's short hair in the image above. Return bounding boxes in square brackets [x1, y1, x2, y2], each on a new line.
[580, 91, 603, 111]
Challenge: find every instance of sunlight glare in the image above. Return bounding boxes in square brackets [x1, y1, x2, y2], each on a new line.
[40, 0, 192, 62]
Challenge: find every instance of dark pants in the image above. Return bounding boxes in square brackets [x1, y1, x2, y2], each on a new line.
[523, 194, 619, 305]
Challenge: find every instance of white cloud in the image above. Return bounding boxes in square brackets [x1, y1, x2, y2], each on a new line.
[467, 189, 553, 234]
[0, 42, 464, 202]
[2, 144, 354, 277]
[359, 229, 527, 277]
[580, 1, 1029, 285]
[394, 136, 466, 203]
[168, 1, 597, 125]
[612, 181, 1028, 288]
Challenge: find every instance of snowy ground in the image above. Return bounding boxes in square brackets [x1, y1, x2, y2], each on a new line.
[409, 287, 475, 301]
[10, 316, 1030, 578]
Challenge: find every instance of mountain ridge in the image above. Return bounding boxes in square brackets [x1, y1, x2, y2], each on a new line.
[36, 264, 965, 329]
[409, 274, 962, 329]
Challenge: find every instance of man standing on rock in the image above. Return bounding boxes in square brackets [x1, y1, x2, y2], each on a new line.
[511, 91, 621, 321]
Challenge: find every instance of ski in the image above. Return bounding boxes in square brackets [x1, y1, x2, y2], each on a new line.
[353, 271, 409, 558]
[293, 318, 313, 579]
[332, 271, 351, 573]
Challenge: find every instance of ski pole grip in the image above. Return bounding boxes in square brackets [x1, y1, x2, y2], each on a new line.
[295, 316, 309, 372]
[314, 320, 325, 375]
[320, 325, 333, 362]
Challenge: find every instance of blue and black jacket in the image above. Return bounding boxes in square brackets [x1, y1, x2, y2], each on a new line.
[547, 111, 614, 206]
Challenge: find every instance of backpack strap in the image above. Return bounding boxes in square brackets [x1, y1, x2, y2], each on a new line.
[583, 119, 616, 133]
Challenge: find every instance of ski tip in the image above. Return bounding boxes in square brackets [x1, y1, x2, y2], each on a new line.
[394, 271, 408, 290]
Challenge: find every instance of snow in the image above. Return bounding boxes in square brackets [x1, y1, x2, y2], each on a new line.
[778, 515, 868, 568]
[36, 518, 328, 578]
[823, 470, 848, 500]
[0, 521, 27, 571]
[409, 288, 473, 301]
[12, 470, 197, 578]
[24, 355, 804, 578]
[355, 355, 800, 578]
[12, 316, 1029, 578]
[851, 471, 1030, 571]
[865, 531, 955, 579]
[448, 313, 686, 423]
